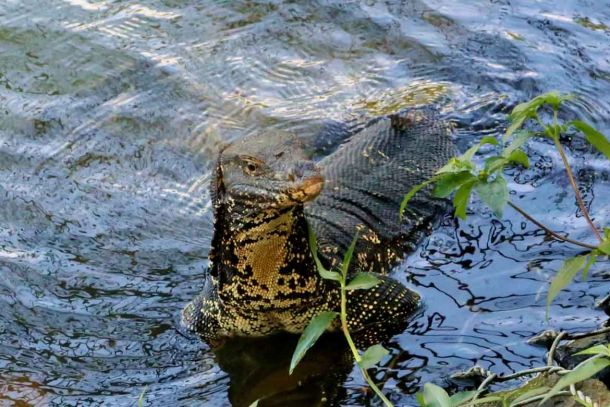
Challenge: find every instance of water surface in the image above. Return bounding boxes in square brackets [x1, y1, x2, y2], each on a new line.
[1, 1, 609, 405]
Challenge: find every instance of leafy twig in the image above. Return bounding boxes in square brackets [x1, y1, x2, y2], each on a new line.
[291, 227, 394, 406]
[339, 264, 394, 407]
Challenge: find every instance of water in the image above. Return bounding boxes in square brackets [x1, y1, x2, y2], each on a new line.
[1, 1, 609, 405]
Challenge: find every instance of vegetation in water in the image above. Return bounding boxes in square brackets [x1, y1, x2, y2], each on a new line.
[405, 92, 610, 405]
[401, 91, 610, 316]
[291, 91, 610, 406]
[416, 332, 610, 407]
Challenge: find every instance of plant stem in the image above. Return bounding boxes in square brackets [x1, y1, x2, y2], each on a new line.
[552, 137, 603, 242]
[340, 284, 394, 407]
[495, 366, 566, 381]
[470, 372, 497, 404]
[361, 369, 393, 407]
[548, 331, 567, 366]
[340, 286, 360, 363]
[565, 326, 610, 341]
[507, 201, 597, 250]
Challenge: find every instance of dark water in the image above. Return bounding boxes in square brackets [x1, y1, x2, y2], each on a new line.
[1, 1, 609, 406]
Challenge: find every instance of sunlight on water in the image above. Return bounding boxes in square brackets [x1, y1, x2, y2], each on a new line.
[0, 0, 609, 405]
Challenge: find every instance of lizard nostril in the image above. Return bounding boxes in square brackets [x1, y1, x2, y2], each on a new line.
[292, 161, 316, 180]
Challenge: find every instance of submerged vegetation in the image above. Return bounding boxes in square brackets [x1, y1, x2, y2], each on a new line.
[291, 92, 610, 406]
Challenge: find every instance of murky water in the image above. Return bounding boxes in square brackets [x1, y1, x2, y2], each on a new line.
[1, 1, 609, 406]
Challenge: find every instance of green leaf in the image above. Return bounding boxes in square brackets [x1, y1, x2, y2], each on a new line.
[437, 158, 475, 174]
[483, 156, 508, 176]
[581, 255, 597, 280]
[546, 255, 588, 318]
[505, 98, 543, 140]
[138, 387, 147, 407]
[416, 392, 427, 407]
[289, 311, 338, 374]
[308, 224, 341, 282]
[505, 114, 530, 141]
[308, 224, 336, 278]
[433, 171, 475, 198]
[448, 390, 477, 406]
[598, 238, 610, 256]
[453, 180, 476, 220]
[571, 120, 610, 160]
[505, 92, 571, 141]
[574, 344, 610, 358]
[358, 344, 389, 369]
[462, 144, 482, 162]
[540, 357, 610, 404]
[503, 130, 534, 155]
[346, 273, 381, 290]
[475, 176, 509, 217]
[341, 232, 359, 279]
[319, 268, 342, 282]
[400, 178, 435, 219]
[480, 136, 499, 146]
[546, 124, 563, 139]
[542, 91, 572, 110]
[506, 149, 530, 168]
[421, 383, 452, 407]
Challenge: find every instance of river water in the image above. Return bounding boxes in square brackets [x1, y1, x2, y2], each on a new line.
[1, 1, 609, 406]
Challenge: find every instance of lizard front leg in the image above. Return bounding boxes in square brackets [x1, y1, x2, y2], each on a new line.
[344, 274, 420, 346]
[182, 277, 226, 346]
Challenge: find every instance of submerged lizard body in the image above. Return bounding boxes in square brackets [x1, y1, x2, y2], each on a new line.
[182, 108, 454, 345]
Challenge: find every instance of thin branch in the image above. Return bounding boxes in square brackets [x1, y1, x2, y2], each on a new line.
[477, 373, 497, 392]
[552, 137, 603, 242]
[564, 326, 610, 341]
[494, 366, 566, 382]
[507, 201, 597, 250]
[548, 331, 567, 365]
[340, 283, 393, 407]
[361, 369, 394, 407]
[469, 373, 497, 405]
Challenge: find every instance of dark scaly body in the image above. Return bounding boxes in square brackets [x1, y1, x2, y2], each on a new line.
[182, 108, 454, 345]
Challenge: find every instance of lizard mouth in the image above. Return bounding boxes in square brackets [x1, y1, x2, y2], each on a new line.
[290, 174, 324, 203]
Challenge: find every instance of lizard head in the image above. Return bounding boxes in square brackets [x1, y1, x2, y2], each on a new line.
[212, 131, 324, 212]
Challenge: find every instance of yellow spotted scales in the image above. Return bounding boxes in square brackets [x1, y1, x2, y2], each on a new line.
[182, 108, 454, 346]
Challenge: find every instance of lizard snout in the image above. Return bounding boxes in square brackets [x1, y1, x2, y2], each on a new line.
[288, 161, 324, 202]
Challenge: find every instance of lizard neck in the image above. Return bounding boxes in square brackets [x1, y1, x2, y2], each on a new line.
[211, 202, 326, 308]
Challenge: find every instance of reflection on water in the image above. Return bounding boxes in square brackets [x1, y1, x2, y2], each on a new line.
[213, 333, 352, 407]
[0, 0, 609, 405]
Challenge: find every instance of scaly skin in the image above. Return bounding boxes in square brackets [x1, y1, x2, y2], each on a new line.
[182, 109, 453, 346]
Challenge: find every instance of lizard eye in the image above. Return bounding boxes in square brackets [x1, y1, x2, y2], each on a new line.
[241, 158, 261, 176]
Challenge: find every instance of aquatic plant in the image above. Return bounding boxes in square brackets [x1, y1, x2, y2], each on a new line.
[404, 91, 610, 406]
[290, 92, 610, 406]
[417, 329, 610, 406]
[401, 91, 610, 316]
